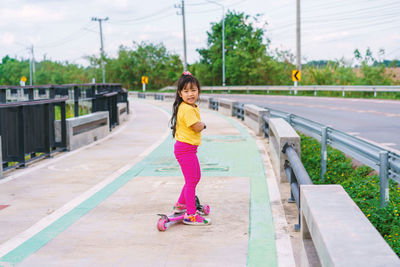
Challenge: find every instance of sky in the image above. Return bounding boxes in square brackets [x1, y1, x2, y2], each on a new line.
[0, 0, 399, 67]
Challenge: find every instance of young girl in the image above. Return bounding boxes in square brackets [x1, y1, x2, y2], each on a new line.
[169, 71, 211, 226]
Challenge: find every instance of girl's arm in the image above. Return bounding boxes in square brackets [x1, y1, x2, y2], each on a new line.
[190, 121, 206, 132]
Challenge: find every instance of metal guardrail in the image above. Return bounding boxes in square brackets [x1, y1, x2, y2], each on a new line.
[263, 106, 400, 207]
[283, 143, 313, 230]
[209, 98, 218, 110]
[233, 103, 244, 120]
[154, 94, 164, 100]
[159, 85, 400, 97]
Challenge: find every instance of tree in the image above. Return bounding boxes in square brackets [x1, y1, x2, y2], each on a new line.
[106, 42, 183, 90]
[196, 11, 274, 85]
[0, 56, 30, 85]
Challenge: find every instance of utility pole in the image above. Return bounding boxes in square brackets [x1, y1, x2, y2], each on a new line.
[91, 17, 109, 83]
[295, 0, 301, 89]
[175, 1, 188, 71]
[28, 45, 36, 85]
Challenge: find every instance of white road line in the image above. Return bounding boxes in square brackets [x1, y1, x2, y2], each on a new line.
[347, 132, 360, 136]
[381, 143, 396, 147]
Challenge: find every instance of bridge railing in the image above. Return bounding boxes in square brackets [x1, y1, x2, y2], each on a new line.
[0, 83, 129, 130]
[0, 98, 68, 171]
[0, 83, 130, 174]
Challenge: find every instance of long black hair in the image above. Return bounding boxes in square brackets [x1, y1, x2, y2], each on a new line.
[170, 73, 201, 138]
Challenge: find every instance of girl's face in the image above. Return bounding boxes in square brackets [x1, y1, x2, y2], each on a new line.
[179, 82, 199, 106]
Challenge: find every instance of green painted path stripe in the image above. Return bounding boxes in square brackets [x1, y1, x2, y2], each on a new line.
[208, 112, 277, 266]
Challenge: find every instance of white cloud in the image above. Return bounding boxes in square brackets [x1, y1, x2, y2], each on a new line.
[312, 31, 350, 42]
[0, 4, 65, 23]
[0, 32, 15, 45]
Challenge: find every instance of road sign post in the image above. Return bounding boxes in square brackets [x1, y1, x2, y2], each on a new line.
[20, 76, 27, 86]
[292, 70, 301, 94]
[141, 76, 148, 92]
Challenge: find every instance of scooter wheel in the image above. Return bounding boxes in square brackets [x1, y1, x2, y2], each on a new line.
[157, 217, 168, 231]
[202, 204, 210, 215]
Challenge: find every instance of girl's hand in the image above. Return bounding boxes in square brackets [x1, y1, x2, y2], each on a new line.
[190, 122, 206, 132]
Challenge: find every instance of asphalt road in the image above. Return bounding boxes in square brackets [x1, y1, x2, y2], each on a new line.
[204, 94, 400, 151]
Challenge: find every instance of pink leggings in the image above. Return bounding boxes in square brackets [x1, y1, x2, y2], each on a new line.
[174, 140, 201, 215]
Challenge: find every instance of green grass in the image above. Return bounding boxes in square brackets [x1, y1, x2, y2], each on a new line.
[300, 133, 400, 256]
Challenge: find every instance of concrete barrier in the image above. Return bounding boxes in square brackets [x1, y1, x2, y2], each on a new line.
[300, 185, 400, 267]
[217, 98, 238, 116]
[199, 95, 210, 108]
[117, 103, 128, 125]
[243, 104, 269, 136]
[55, 111, 109, 151]
[269, 118, 300, 183]
[129, 91, 138, 98]
[163, 93, 175, 101]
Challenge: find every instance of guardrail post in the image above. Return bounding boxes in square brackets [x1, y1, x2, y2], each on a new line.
[373, 87, 377, 98]
[49, 86, 55, 99]
[314, 89, 317, 96]
[286, 114, 292, 125]
[285, 163, 296, 203]
[27, 88, 34, 101]
[379, 151, 389, 207]
[321, 126, 328, 181]
[74, 86, 79, 117]
[246, 86, 249, 94]
[342, 86, 345, 97]
[18, 105, 26, 167]
[0, 89, 6, 103]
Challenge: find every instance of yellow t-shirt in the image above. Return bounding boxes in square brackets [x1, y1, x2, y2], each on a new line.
[175, 102, 201, 145]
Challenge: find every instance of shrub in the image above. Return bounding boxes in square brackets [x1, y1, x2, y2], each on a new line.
[300, 133, 400, 256]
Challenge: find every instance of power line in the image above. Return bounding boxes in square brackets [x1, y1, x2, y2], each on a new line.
[110, 5, 173, 24]
[35, 23, 95, 49]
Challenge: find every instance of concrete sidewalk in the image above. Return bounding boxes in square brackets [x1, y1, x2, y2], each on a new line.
[0, 98, 295, 266]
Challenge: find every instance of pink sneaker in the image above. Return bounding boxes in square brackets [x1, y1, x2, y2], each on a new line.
[183, 212, 211, 225]
[173, 202, 186, 214]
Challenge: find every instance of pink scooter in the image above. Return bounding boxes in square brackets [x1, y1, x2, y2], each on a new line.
[157, 196, 210, 231]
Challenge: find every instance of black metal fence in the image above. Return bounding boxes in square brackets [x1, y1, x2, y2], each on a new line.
[0, 83, 128, 129]
[0, 83, 129, 171]
[0, 98, 67, 170]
